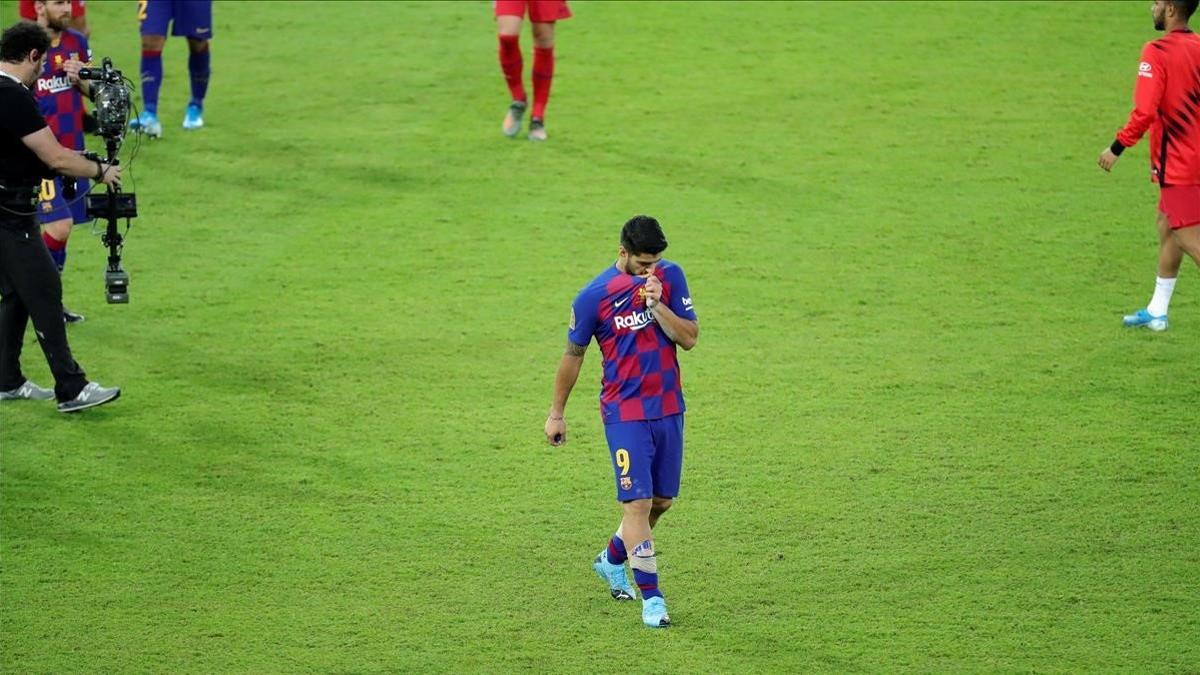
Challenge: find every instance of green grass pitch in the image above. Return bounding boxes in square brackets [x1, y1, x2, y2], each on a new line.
[2, 1, 1198, 670]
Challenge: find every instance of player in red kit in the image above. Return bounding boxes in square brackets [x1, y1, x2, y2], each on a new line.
[1101, 0, 1200, 331]
[495, 0, 570, 142]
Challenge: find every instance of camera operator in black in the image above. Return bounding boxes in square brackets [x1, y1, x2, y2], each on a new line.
[0, 21, 120, 412]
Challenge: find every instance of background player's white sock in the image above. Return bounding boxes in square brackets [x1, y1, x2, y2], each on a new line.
[1148, 276, 1177, 317]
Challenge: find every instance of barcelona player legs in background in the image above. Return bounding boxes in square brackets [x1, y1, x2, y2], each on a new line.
[1100, 0, 1200, 331]
[495, 0, 569, 142]
[544, 216, 699, 628]
[33, 0, 93, 324]
[130, 0, 212, 137]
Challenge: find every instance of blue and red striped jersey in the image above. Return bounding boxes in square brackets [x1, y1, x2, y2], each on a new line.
[568, 260, 697, 424]
[34, 29, 91, 152]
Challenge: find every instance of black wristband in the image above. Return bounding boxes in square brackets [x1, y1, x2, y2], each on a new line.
[1110, 140, 1127, 156]
[94, 160, 103, 181]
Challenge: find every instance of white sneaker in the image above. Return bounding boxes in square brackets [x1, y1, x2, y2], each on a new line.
[57, 381, 121, 413]
[0, 380, 55, 401]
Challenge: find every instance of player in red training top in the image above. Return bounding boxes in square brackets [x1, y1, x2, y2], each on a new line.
[495, 0, 570, 142]
[1101, 0, 1200, 331]
[19, 0, 88, 37]
[33, 0, 94, 323]
[544, 216, 699, 629]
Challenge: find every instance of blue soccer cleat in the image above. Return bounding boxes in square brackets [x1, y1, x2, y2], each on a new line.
[642, 596, 671, 628]
[182, 103, 204, 130]
[130, 111, 162, 138]
[1122, 308, 1168, 332]
[592, 551, 636, 601]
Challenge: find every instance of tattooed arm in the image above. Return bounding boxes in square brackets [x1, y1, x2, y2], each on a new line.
[546, 340, 588, 446]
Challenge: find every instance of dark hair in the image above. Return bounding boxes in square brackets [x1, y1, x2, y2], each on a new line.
[620, 215, 668, 255]
[1173, 0, 1200, 20]
[0, 22, 49, 64]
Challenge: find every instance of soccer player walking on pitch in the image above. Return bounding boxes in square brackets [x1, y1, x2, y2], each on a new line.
[495, 0, 570, 142]
[544, 216, 699, 628]
[1101, 0, 1200, 331]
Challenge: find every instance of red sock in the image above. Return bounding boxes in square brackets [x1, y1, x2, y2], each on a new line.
[498, 34, 526, 103]
[42, 231, 65, 251]
[42, 231, 67, 271]
[531, 46, 554, 120]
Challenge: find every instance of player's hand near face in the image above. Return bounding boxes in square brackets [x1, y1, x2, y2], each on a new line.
[642, 272, 662, 308]
[1098, 147, 1120, 172]
[545, 415, 567, 446]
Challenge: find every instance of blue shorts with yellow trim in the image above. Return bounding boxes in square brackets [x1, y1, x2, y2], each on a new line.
[603, 414, 684, 502]
[36, 177, 90, 225]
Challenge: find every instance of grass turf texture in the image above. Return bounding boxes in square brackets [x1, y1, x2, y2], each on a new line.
[3, 0, 1199, 670]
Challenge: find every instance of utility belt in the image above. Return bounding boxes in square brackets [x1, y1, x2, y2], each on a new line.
[0, 183, 40, 225]
[0, 182, 40, 212]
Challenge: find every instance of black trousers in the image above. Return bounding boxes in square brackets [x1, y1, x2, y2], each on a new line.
[0, 214, 87, 401]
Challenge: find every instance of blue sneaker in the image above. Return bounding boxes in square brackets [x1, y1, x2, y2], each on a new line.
[642, 596, 670, 628]
[130, 111, 162, 138]
[592, 551, 636, 600]
[183, 103, 204, 130]
[1122, 308, 1168, 332]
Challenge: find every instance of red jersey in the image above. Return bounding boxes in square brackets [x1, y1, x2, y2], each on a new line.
[18, 0, 86, 20]
[1116, 29, 1200, 186]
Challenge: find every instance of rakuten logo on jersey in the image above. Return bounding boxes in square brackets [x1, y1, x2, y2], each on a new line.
[1139, 61, 1153, 78]
[37, 75, 72, 94]
[614, 309, 655, 331]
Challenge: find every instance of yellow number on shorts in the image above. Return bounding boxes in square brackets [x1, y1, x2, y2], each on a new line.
[137, 0, 148, 22]
[616, 449, 630, 476]
[39, 179, 56, 202]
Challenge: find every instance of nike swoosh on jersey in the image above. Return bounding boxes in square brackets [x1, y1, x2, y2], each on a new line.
[613, 298, 628, 308]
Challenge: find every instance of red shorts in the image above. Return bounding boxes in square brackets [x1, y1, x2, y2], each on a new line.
[494, 0, 571, 22]
[1158, 185, 1200, 229]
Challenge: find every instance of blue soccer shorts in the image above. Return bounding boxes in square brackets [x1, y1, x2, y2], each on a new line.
[603, 414, 684, 502]
[140, 0, 214, 40]
[36, 177, 90, 225]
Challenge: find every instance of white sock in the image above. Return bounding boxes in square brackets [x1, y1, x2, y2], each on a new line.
[1148, 276, 1177, 317]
